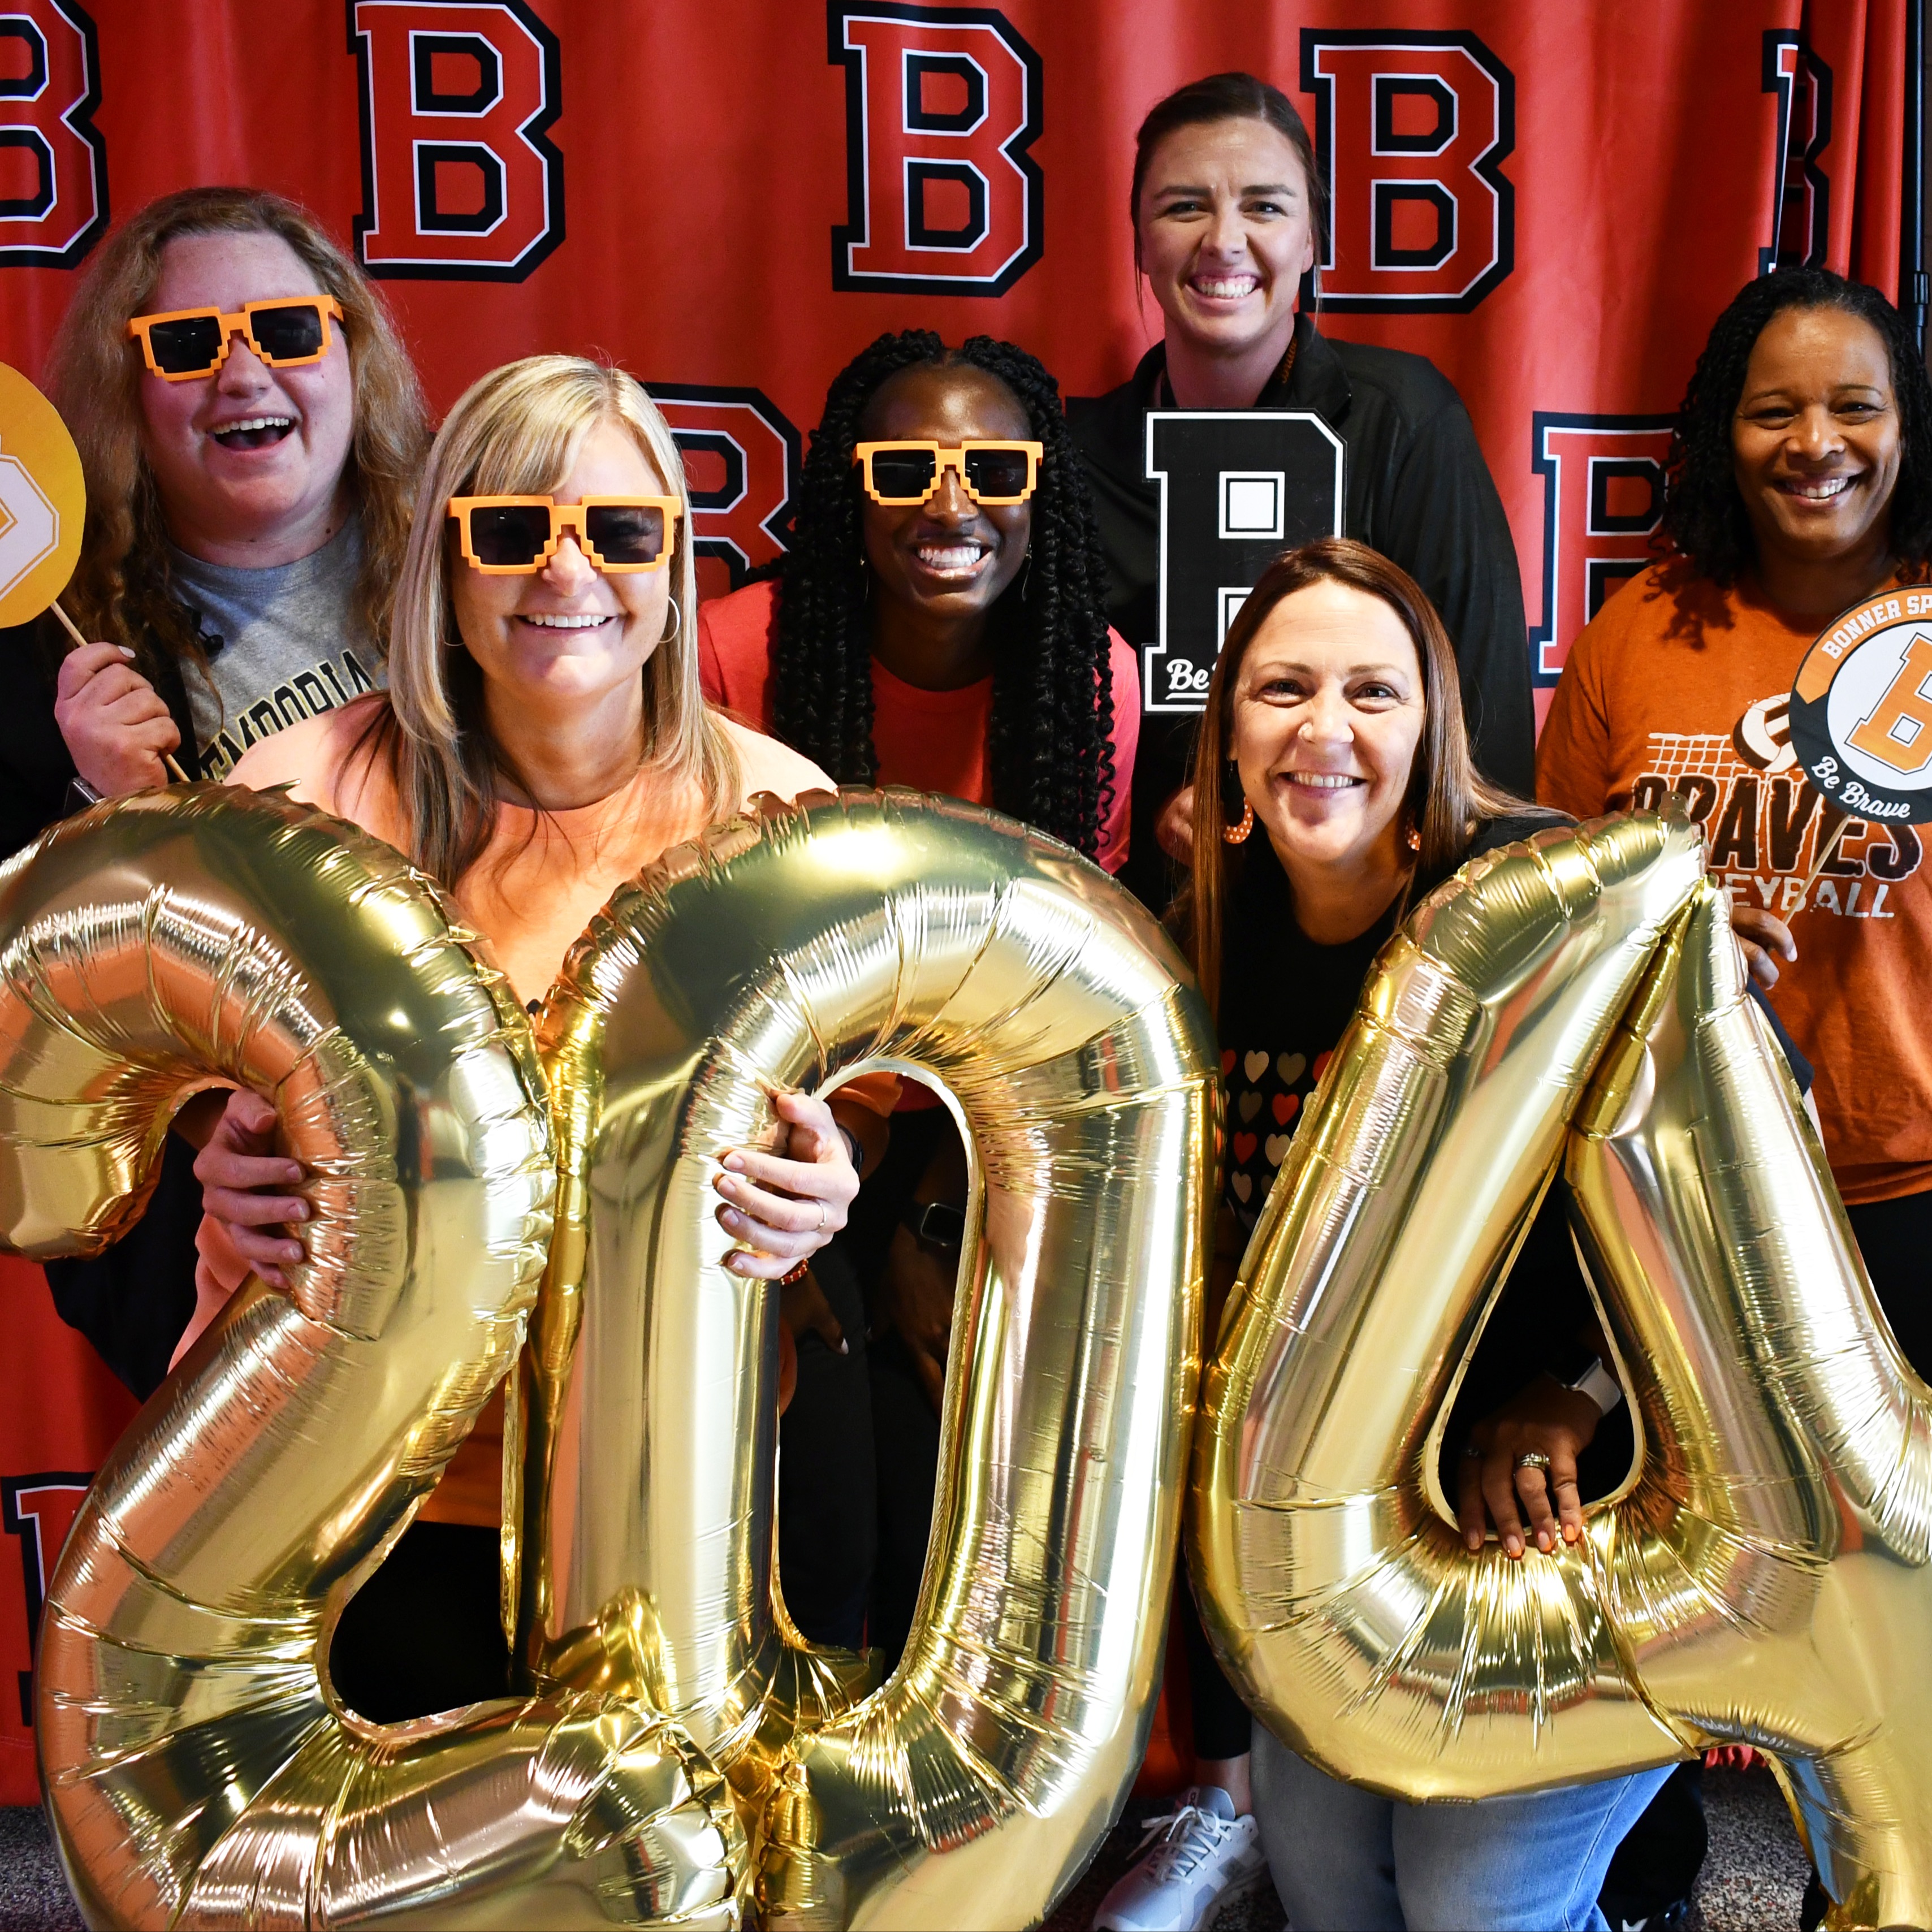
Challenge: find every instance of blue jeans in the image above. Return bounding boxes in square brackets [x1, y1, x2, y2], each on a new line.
[1251, 1721, 1675, 1931]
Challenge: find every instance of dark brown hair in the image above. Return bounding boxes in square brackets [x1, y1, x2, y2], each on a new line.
[1179, 537, 1521, 1018]
[43, 187, 427, 685]
[1129, 71, 1329, 276]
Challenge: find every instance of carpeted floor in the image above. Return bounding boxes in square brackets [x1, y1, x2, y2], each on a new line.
[0, 1766, 1812, 1930]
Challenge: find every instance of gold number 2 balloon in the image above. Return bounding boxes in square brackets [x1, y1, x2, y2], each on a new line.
[1192, 813, 1932, 1931]
[5, 784, 1216, 1930]
[513, 790, 1217, 1929]
[4, 789, 744, 1929]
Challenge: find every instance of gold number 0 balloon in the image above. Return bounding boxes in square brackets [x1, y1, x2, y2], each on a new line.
[513, 789, 1217, 1929]
[1191, 814, 1932, 1931]
[3, 790, 743, 1929]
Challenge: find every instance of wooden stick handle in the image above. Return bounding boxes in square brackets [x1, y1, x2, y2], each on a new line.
[1796, 810, 1852, 902]
[51, 598, 192, 786]
[48, 597, 90, 653]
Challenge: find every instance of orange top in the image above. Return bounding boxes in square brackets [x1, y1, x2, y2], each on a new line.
[215, 694, 838, 1525]
[700, 577, 1139, 1113]
[698, 578, 1139, 874]
[1537, 561, 1932, 1205]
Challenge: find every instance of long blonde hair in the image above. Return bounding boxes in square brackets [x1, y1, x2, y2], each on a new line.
[361, 355, 736, 888]
[43, 187, 426, 676]
[1178, 538, 1523, 1021]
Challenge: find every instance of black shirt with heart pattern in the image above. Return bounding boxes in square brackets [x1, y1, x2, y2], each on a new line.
[1216, 810, 1598, 1445]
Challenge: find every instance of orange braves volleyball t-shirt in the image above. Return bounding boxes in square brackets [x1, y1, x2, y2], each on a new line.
[1537, 560, 1932, 1204]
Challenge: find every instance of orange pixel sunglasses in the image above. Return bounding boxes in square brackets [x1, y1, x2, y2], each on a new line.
[448, 495, 684, 574]
[854, 439, 1044, 507]
[126, 295, 345, 381]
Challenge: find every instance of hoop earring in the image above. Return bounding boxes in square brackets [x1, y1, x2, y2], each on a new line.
[1018, 550, 1033, 602]
[660, 599, 681, 645]
[1223, 798, 1254, 845]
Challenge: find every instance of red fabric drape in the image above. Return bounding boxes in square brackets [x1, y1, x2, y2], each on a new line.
[0, 0, 1911, 1804]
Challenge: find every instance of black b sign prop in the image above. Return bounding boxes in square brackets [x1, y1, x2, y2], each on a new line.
[1142, 412, 1346, 715]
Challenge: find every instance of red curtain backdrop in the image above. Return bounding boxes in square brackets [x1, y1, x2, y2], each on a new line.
[0, 0, 1911, 1805]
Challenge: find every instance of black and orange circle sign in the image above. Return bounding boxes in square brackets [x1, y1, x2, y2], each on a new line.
[1790, 586, 1932, 826]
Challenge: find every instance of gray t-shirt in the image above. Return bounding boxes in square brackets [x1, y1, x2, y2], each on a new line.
[168, 518, 386, 781]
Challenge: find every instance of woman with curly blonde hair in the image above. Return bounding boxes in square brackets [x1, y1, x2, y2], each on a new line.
[0, 184, 427, 852]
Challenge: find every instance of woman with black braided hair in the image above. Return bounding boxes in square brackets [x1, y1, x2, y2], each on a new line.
[699, 329, 1138, 1661]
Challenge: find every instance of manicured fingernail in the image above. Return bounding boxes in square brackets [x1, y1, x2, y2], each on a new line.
[721, 1207, 744, 1228]
[723, 1152, 745, 1172]
[118, 646, 136, 659]
[837, 1339, 849, 1356]
[1537, 1531, 1551, 1550]
[1466, 1532, 1482, 1551]
[283, 1163, 302, 1182]
[282, 1243, 302, 1261]
[1505, 1536, 1522, 1557]
[288, 1201, 308, 1221]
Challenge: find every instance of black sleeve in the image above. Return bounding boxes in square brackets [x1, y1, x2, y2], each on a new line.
[0, 617, 80, 859]
[44, 1131, 201, 1400]
[1380, 400, 1536, 797]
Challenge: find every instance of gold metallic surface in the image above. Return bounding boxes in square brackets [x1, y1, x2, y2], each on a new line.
[5, 789, 741, 1929]
[1191, 813, 1932, 1930]
[515, 789, 1217, 1929]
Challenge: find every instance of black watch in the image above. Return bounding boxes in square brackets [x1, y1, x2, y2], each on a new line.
[900, 1200, 965, 1251]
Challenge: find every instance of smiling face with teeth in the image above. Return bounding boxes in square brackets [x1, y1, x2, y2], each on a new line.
[1229, 578, 1427, 917]
[857, 363, 1034, 690]
[137, 229, 356, 568]
[1731, 304, 1901, 606]
[1135, 118, 1317, 405]
[451, 417, 678, 778]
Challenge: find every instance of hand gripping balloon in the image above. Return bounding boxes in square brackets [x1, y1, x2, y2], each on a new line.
[1190, 812, 1932, 1931]
[3, 789, 742, 1928]
[512, 789, 1217, 1929]
[7, 784, 1217, 1930]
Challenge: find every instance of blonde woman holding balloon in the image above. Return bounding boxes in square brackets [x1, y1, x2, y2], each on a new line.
[181, 353, 875, 1723]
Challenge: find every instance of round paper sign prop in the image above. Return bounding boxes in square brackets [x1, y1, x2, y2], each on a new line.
[1790, 586, 1932, 825]
[0, 362, 85, 629]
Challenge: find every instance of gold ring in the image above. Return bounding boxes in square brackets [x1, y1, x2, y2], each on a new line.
[1514, 1451, 1553, 1471]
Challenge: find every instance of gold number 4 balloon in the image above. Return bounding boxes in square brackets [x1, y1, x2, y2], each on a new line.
[2, 785, 1216, 1930]
[1191, 812, 1932, 1932]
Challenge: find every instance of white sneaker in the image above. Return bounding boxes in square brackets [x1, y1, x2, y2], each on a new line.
[1091, 1785, 1267, 1931]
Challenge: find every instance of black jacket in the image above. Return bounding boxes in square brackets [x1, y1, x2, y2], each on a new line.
[1069, 319, 1535, 905]
[0, 611, 205, 861]
[0, 611, 205, 1395]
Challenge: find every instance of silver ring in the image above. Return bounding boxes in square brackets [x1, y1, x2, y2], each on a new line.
[1514, 1451, 1553, 1472]
[816, 1200, 827, 1233]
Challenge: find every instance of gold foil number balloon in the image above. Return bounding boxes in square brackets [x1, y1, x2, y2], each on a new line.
[2, 789, 741, 1929]
[7, 785, 1216, 1930]
[513, 789, 1217, 1929]
[1191, 813, 1932, 1931]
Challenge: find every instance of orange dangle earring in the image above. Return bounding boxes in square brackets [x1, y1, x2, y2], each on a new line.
[1222, 763, 1254, 845]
